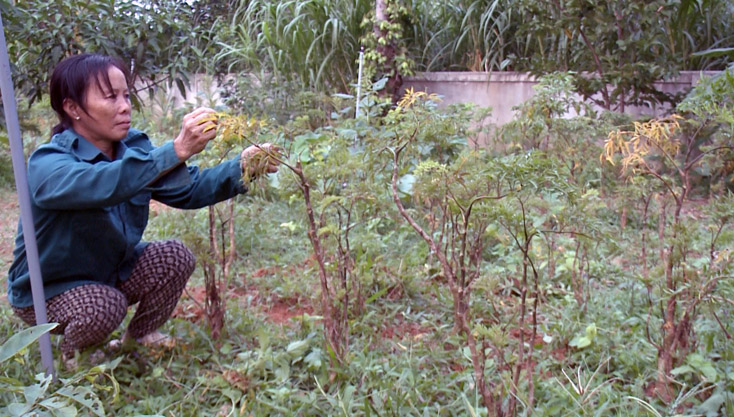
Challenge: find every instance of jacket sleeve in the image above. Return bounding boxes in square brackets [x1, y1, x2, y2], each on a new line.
[28, 141, 182, 210]
[147, 157, 249, 209]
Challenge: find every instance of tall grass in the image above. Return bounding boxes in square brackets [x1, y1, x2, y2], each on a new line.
[214, 0, 372, 93]
[208, 0, 733, 99]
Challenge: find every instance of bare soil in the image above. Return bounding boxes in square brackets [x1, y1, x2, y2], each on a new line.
[0, 189, 19, 266]
[0, 189, 19, 304]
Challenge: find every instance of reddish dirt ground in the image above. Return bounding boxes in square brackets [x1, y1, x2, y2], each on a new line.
[0, 191, 19, 265]
[0, 190, 19, 304]
[173, 282, 316, 327]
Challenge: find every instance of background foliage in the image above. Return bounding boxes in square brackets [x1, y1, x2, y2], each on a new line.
[3, 0, 733, 113]
[1, 1, 734, 416]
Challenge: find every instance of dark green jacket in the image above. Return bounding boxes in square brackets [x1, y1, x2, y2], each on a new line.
[7, 128, 247, 307]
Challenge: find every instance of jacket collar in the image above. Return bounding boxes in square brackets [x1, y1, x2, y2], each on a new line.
[55, 128, 130, 162]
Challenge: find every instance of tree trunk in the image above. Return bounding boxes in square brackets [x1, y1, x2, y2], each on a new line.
[224, 199, 236, 280]
[206, 206, 224, 339]
[373, 0, 402, 101]
[297, 163, 346, 361]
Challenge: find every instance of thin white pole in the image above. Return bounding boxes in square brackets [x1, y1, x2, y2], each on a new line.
[355, 46, 364, 118]
[0, 12, 55, 376]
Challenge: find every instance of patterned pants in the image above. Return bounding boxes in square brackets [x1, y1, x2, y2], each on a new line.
[13, 240, 195, 355]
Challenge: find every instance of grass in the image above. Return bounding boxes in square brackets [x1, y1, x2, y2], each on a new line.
[1, 175, 733, 416]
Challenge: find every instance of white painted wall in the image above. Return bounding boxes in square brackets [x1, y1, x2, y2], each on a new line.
[148, 71, 722, 127]
[402, 71, 722, 126]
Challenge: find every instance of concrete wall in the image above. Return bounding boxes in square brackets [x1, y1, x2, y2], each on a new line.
[151, 71, 723, 128]
[402, 71, 722, 126]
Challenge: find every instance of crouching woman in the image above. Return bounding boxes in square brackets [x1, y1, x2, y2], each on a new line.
[6, 53, 278, 365]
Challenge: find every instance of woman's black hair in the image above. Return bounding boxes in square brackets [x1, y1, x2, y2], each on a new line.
[49, 53, 131, 136]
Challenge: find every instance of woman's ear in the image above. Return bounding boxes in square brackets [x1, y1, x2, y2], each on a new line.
[62, 98, 80, 121]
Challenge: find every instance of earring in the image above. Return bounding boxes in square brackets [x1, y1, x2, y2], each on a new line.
[75, 116, 80, 121]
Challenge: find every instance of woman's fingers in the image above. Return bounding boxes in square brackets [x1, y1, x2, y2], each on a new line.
[188, 107, 216, 120]
[241, 143, 282, 177]
[174, 107, 219, 161]
[262, 144, 282, 173]
[187, 109, 218, 134]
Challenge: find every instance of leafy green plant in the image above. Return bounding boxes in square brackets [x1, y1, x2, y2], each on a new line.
[188, 111, 266, 339]
[0, 323, 57, 363]
[1, 323, 121, 417]
[389, 89, 551, 414]
[515, 0, 733, 110]
[270, 122, 390, 362]
[3, 0, 208, 106]
[602, 79, 734, 400]
[498, 72, 612, 188]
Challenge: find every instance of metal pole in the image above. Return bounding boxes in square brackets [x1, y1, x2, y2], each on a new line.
[0, 12, 55, 376]
[355, 46, 364, 118]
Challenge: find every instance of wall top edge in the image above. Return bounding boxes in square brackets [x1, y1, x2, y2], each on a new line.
[404, 71, 724, 83]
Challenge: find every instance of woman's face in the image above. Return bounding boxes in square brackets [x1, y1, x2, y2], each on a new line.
[66, 66, 131, 154]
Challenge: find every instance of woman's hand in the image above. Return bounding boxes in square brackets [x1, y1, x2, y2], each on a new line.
[173, 107, 218, 162]
[241, 143, 281, 179]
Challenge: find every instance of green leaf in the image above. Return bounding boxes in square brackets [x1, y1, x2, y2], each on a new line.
[692, 47, 734, 58]
[262, 20, 271, 41]
[364, 286, 389, 305]
[569, 336, 591, 349]
[671, 365, 694, 375]
[152, 367, 164, 378]
[461, 393, 479, 417]
[697, 392, 727, 417]
[274, 364, 290, 381]
[222, 388, 242, 402]
[570, 323, 597, 349]
[0, 323, 58, 363]
[286, 340, 310, 359]
[697, 363, 718, 381]
[23, 382, 47, 406]
[342, 384, 356, 410]
[280, 221, 298, 232]
[304, 348, 322, 370]
[585, 323, 597, 339]
[372, 77, 388, 91]
[47, 405, 77, 417]
[56, 386, 105, 417]
[397, 174, 415, 196]
[38, 397, 70, 410]
[317, 225, 336, 236]
[6, 402, 31, 416]
[688, 354, 718, 380]
[319, 195, 343, 212]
